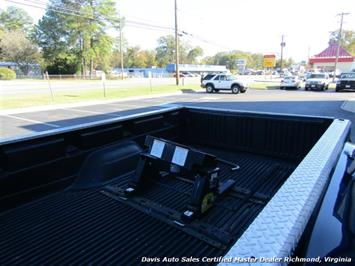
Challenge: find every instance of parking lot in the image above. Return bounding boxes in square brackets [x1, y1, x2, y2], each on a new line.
[1, 88, 354, 142]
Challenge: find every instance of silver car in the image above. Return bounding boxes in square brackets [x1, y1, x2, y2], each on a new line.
[280, 76, 301, 89]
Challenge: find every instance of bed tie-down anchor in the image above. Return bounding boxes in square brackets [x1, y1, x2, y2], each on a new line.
[123, 136, 237, 222]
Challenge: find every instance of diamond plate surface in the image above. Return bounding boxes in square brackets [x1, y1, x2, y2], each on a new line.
[220, 119, 351, 266]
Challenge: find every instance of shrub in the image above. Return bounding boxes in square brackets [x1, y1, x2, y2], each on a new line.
[0, 68, 16, 80]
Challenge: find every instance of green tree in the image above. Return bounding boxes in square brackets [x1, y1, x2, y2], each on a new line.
[0, 6, 33, 33]
[249, 53, 263, 69]
[110, 35, 128, 68]
[155, 35, 203, 67]
[0, 28, 4, 58]
[0, 30, 39, 74]
[34, 5, 73, 67]
[155, 35, 176, 67]
[187, 46, 203, 64]
[74, 0, 118, 75]
[45, 54, 79, 74]
[275, 57, 295, 69]
[211, 52, 232, 68]
[142, 50, 157, 67]
[34, 0, 120, 75]
[125, 46, 143, 67]
[329, 30, 355, 55]
[34, 1, 82, 74]
[200, 56, 213, 65]
[111, 44, 157, 69]
[202, 50, 264, 70]
[0, 6, 36, 62]
[123, 47, 157, 68]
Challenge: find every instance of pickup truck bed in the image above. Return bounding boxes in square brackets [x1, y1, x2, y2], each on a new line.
[0, 149, 295, 265]
[0, 106, 350, 264]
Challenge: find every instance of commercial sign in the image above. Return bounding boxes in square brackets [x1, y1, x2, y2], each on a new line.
[263, 54, 276, 68]
[235, 59, 247, 66]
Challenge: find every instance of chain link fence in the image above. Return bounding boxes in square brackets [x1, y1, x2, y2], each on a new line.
[0, 76, 201, 110]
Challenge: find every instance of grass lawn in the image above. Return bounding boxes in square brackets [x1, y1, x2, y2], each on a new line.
[1, 82, 338, 110]
[328, 83, 336, 89]
[249, 82, 280, 90]
[0, 84, 200, 110]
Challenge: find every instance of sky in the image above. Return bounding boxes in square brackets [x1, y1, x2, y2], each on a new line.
[1, 0, 354, 61]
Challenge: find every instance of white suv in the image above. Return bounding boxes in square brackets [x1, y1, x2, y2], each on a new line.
[201, 74, 247, 94]
[305, 73, 331, 91]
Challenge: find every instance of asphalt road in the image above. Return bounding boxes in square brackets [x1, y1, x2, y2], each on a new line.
[0, 88, 354, 142]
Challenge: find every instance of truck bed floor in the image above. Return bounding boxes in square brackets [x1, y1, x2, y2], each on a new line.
[0, 148, 296, 265]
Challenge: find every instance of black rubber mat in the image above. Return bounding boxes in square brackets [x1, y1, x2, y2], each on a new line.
[0, 148, 295, 265]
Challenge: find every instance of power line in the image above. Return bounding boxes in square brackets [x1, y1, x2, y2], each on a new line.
[180, 30, 234, 51]
[5, 0, 237, 53]
[176, 8, 237, 50]
[124, 22, 173, 33]
[22, 0, 170, 31]
[22, 0, 50, 6]
[5, 0, 96, 20]
[4, 0, 175, 32]
[8, 0, 174, 32]
[125, 20, 173, 31]
[123, 14, 173, 28]
[22, 0, 86, 16]
[5, 0, 230, 48]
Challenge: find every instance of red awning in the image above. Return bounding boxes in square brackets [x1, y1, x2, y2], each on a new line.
[309, 57, 354, 64]
[309, 44, 354, 64]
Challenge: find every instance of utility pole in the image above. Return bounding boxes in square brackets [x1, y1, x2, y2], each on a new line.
[280, 35, 285, 72]
[174, 0, 180, 85]
[333, 12, 350, 81]
[119, 15, 124, 80]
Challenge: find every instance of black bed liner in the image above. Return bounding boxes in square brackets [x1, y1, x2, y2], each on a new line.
[0, 147, 295, 265]
[0, 107, 333, 265]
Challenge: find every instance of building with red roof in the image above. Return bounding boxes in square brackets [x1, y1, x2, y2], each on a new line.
[309, 43, 354, 72]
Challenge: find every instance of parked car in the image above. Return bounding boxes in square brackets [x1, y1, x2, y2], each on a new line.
[181, 72, 195, 77]
[173, 73, 188, 78]
[201, 74, 247, 93]
[280, 76, 302, 89]
[201, 73, 216, 81]
[303, 72, 313, 81]
[241, 69, 256, 75]
[110, 70, 128, 78]
[305, 73, 330, 91]
[336, 72, 355, 92]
